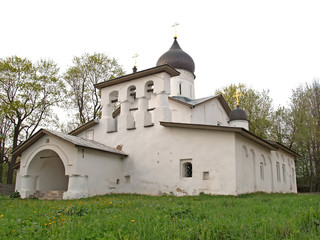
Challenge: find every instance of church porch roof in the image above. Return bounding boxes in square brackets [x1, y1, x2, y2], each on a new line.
[12, 129, 128, 158]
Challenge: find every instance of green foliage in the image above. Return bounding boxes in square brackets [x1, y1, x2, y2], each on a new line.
[0, 56, 63, 183]
[9, 191, 20, 199]
[0, 193, 319, 239]
[215, 83, 273, 138]
[63, 53, 125, 129]
[289, 80, 320, 192]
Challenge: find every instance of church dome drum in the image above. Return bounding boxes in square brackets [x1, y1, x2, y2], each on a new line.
[229, 107, 248, 121]
[156, 37, 195, 74]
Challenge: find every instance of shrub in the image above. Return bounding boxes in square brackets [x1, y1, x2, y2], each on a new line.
[10, 191, 20, 198]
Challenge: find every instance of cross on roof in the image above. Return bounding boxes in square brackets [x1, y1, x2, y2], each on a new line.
[132, 53, 139, 67]
[172, 22, 179, 39]
[233, 90, 242, 106]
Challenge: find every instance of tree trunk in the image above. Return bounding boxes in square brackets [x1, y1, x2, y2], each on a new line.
[7, 124, 19, 184]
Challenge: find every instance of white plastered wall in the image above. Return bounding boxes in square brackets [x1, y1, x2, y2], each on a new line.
[78, 121, 238, 196]
[191, 99, 229, 126]
[76, 148, 124, 196]
[235, 134, 297, 194]
[170, 69, 195, 98]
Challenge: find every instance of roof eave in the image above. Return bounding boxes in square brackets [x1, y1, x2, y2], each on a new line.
[160, 121, 277, 151]
[266, 140, 301, 158]
[12, 129, 128, 158]
[69, 119, 99, 136]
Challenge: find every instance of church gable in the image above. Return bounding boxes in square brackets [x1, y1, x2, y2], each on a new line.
[169, 95, 231, 126]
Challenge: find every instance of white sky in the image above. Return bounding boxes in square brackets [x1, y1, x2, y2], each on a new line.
[1, 0, 320, 107]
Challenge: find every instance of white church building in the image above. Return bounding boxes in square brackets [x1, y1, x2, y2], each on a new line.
[13, 36, 299, 199]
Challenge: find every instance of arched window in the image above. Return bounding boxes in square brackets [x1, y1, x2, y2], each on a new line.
[146, 81, 154, 93]
[109, 91, 119, 110]
[129, 86, 136, 99]
[260, 162, 264, 180]
[182, 162, 192, 178]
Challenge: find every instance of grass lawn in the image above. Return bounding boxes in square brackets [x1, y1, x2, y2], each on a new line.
[0, 193, 319, 239]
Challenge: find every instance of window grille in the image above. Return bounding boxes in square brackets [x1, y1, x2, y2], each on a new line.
[183, 162, 192, 178]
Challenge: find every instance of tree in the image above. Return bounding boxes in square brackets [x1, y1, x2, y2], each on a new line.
[0, 110, 12, 183]
[63, 53, 125, 128]
[0, 56, 63, 183]
[289, 80, 320, 192]
[269, 106, 292, 146]
[215, 83, 273, 139]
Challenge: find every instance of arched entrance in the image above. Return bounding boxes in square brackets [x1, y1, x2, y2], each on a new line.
[22, 149, 68, 198]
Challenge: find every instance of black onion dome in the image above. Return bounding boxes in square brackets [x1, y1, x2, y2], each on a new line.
[229, 107, 248, 121]
[156, 38, 195, 74]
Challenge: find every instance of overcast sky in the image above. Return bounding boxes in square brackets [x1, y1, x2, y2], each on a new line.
[1, 0, 320, 107]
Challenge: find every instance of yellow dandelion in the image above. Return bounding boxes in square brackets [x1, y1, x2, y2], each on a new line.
[12, 230, 15, 232]
[109, 201, 112, 204]
[45, 223, 47, 226]
[33, 211, 37, 213]
[131, 220, 135, 223]
[172, 218, 175, 220]
[49, 223, 51, 225]
[9, 205, 12, 208]
[0, 214, 3, 218]
[204, 219, 206, 221]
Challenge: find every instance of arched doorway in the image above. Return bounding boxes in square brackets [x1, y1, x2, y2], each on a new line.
[27, 149, 68, 193]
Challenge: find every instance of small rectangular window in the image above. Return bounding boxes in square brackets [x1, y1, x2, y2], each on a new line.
[203, 172, 209, 180]
[125, 175, 130, 183]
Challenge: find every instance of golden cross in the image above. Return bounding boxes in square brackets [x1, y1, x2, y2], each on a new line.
[132, 53, 139, 67]
[233, 90, 242, 106]
[172, 22, 179, 38]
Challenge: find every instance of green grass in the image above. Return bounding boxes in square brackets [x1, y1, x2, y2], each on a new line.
[0, 193, 319, 239]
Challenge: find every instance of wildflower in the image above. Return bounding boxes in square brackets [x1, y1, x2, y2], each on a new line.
[131, 220, 135, 223]
[33, 211, 37, 213]
[12, 230, 15, 232]
[45, 223, 47, 226]
[172, 218, 175, 220]
[109, 201, 112, 204]
[0, 214, 3, 218]
[204, 219, 206, 221]
[9, 205, 12, 208]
